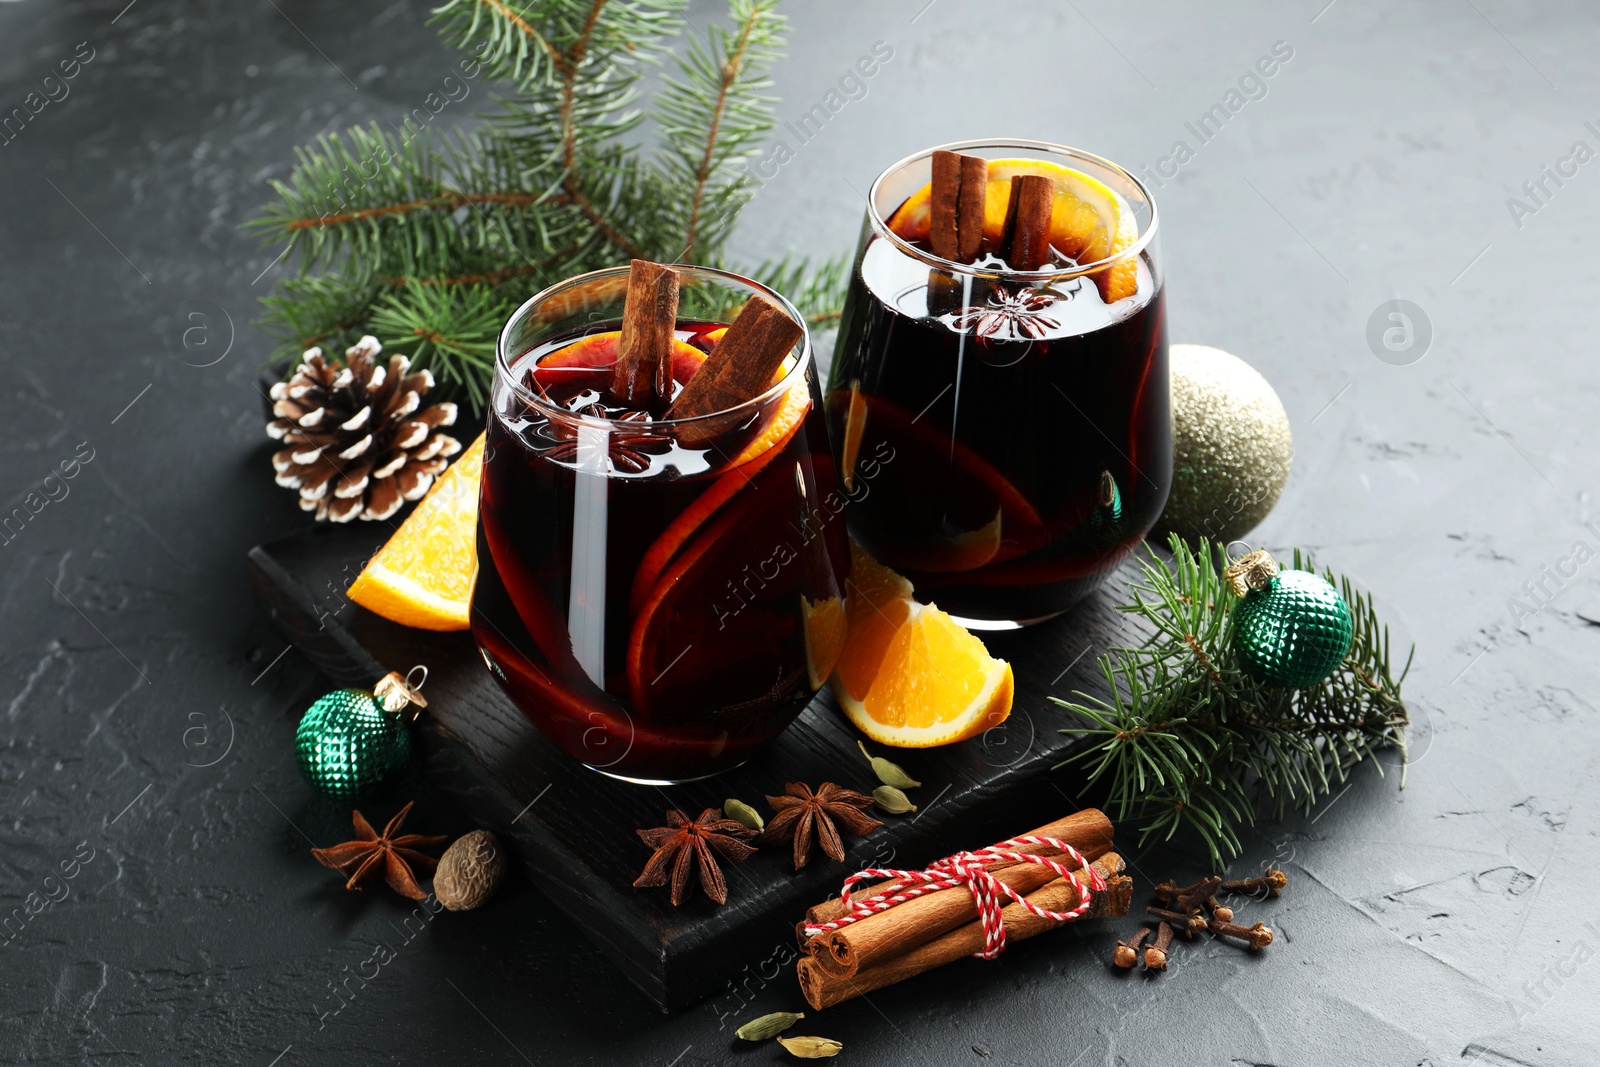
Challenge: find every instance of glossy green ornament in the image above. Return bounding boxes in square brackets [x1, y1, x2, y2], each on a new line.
[1227, 553, 1352, 688]
[295, 670, 426, 799]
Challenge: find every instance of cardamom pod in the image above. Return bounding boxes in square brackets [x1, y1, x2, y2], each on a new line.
[776, 1035, 843, 1058]
[723, 798, 765, 833]
[872, 785, 916, 814]
[858, 740, 921, 789]
[735, 1011, 804, 1041]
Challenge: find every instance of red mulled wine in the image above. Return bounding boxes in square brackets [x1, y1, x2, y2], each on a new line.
[827, 142, 1170, 625]
[473, 269, 848, 784]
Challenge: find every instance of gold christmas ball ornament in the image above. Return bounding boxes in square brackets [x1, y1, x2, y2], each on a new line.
[1155, 343, 1293, 546]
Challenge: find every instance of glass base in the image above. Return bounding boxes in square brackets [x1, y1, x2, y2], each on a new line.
[951, 610, 1067, 631]
[584, 762, 747, 786]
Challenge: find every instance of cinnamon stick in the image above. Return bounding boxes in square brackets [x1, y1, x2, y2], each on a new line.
[665, 293, 802, 445]
[928, 150, 989, 264]
[610, 259, 680, 405]
[994, 174, 1023, 258]
[797, 853, 1131, 1011]
[809, 848, 1077, 978]
[1007, 174, 1056, 270]
[804, 809, 1113, 928]
[956, 153, 988, 262]
[929, 149, 962, 261]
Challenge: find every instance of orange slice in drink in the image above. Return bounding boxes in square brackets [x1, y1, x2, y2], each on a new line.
[347, 434, 484, 631]
[627, 382, 811, 613]
[839, 380, 867, 492]
[624, 483, 772, 715]
[528, 330, 707, 394]
[885, 158, 1140, 303]
[839, 393, 1042, 573]
[831, 541, 1012, 748]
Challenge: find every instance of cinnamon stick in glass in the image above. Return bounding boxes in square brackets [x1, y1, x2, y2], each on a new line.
[929, 149, 963, 261]
[956, 153, 988, 262]
[1006, 174, 1056, 270]
[610, 259, 680, 405]
[666, 292, 802, 446]
[797, 853, 1130, 1011]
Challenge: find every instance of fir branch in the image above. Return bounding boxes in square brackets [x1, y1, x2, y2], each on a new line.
[655, 0, 784, 259]
[1052, 534, 1410, 869]
[250, 0, 833, 411]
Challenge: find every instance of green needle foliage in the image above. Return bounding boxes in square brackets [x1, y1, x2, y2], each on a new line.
[247, 0, 844, 409]
[1054, 535, 1411, 869]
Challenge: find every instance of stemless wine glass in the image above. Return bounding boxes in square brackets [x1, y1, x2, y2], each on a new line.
[827, 139, 1170, 627]
[472, 265, 849, 784]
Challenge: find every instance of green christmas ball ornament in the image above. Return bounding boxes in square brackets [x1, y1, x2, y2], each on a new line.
[295, 668, 427, 799]
[1157, 344, 1293, 546]
[1224, 551, 1352, 688]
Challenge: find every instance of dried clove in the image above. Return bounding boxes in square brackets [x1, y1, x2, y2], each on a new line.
[1210, 918, 1274, 949]
[1143, 922, 1175, 971]
[1203, 895, 1234, 923]
[1144, 906, 1208, 938]
[1220, 868, 1288, 898]
[1152, 876, 1210, 905]
[1112, 927, 1151, 969]
[1173, 875, 1222, 914]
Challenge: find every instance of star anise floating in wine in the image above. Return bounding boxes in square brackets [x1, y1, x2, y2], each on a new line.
[310, 801, 448, 901]
[633, 808, 759, 906]
[952, 284, 1063, 341]
[762, 782, 883, 870]
[536, 400, 669, 474]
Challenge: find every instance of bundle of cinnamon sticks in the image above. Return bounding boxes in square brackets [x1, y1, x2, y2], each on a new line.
[794, 809, 1130, 1010]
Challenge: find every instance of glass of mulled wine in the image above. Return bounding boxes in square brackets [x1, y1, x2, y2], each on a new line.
[473, 265, 849, 784]
[828, 139, 1170, 627]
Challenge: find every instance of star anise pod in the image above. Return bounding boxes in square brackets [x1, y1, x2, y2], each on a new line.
[526, 385, 670, 474]
[761, 782, 883, 870]
[309, 801, 448, 901]
[952, 284, 1063, 340]
[633, 808, 759, 906]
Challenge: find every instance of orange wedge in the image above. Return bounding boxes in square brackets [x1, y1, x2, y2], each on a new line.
[885, 157, 1140, 303]
[802, 594, 847, 689]
[831, 541, 1013, 748]
[347, 433, 484, 631]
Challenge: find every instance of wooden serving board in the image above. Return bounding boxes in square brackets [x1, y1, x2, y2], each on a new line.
[247, 523, 1150, 1011]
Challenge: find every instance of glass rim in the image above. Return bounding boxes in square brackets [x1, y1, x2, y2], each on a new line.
[865, 137, 1161, 283]
[495, 263, 813, 429]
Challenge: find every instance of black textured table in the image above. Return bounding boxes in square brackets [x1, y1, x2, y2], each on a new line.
[3, 1, 1597, 1063]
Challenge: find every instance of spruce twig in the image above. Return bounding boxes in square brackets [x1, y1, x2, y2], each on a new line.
[1052, 534, 1410, 870]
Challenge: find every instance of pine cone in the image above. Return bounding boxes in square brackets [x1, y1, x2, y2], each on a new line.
[268, 337, 461, 522]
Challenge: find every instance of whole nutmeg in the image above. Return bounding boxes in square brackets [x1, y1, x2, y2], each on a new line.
[433, 829, 505, 911]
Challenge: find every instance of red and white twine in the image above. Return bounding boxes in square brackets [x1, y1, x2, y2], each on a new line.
[801, 835, 1105, 960]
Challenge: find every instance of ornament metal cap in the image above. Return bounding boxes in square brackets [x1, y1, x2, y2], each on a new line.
[1222, 549, 1280, 599]
[373, 666, 429, 720]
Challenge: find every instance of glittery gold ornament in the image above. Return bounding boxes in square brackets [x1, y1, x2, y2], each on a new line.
[1155, 344, 1292, 546]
